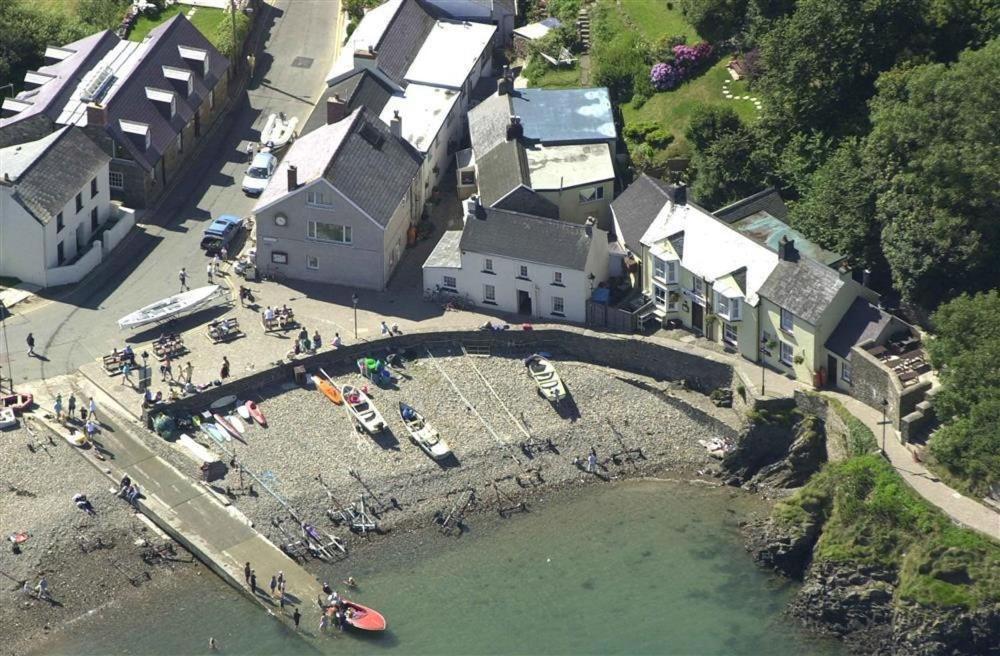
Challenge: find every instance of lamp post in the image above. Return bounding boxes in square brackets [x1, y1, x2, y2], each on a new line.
[760, 336, 767, 397]
[0, 300, 10, 393]
[881, 398, 888, 457]
[351, 293, 358, 340]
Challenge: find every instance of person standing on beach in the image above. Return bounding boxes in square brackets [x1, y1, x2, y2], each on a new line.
[67, 394, 76, 423]
[183, 362, 194, 384]
[244, 562, 251, 585]
[293, 608, 301, 630]
[54, 394, 63, 422]
[250, 570, 257, 594]
[220, 356, 230, 380]
[207, 262, 214, 283]
[26, 333, 35, 357]
[319, 613, 329, 633]
[269, 574, 277, 597]
[179, 268, 189, 292]
[87, 397, 97, 421]
[35, 576, 49, 600]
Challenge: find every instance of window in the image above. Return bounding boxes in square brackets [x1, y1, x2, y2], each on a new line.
[551, 296, 565, 316]
[442, 275, 457, 292]
[176, 131, 183, 153]
[692, 276, 704, 301]
[716, 293, 730, 318]
[653, 257, 666, 281]
[90, 207, 98, 231]
[306, 255, 319, 270]
[730, 297, 741, 320]
[307, 220, 352, 244]
[668, 291, 678, 311]
[271, 251, 288, 264]
[209, 87, 215, 110]
[109, 171, 124, 189]
[90, 177, 98, 198]
[579, 186, 604, 203]
[780, 307, 794, 333]
[653, 284, 667, 309]
[517, 265, 529, 280]
[460, 169, 476, 186]
[483, 258, 494, 273]
[779, 341, 794, 366]
[306, 190, 333, 207]
[483, 284, 496, 304]
[56, 212, 64, 232]
[667, 260, 677, 283]
[75, 193, 83, 212]
[723, 322, 738, 346]
[841, 361, 852, 383]
[552, 271, 563, 286]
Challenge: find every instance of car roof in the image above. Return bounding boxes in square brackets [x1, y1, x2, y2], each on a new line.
[207, 215, 241, 230]
[251, 152, 276, 167]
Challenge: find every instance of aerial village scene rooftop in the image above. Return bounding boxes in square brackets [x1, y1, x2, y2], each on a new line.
[0, 0, 997, 654]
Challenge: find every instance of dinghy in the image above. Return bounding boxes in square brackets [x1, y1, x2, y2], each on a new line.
[228, 415, 246, 434]
[117, 285, 222, 330]
[523, 353, 567, 402]
[398, 402, 451, 460]
[0, 407, 16, 429]
[326, 600, 387, 632]
[341, 385, 386, 434]
[1, 392, 32, 414]
[236, 403, 251, 421]
[259, 112, 298, 152]
[245, 400, 267, 427]
[312, 375, 343, 405]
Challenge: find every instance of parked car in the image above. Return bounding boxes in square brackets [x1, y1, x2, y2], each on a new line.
[241, 151, 277, 196]
[200, 215, 244, 254]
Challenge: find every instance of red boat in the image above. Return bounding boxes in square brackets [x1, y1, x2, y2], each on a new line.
[1, 393, 33, 414]
[326, 600, 387, 631]
[245, 400, 267, 427]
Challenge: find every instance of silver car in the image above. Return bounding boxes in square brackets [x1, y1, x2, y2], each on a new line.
[241, 151, 277, 196]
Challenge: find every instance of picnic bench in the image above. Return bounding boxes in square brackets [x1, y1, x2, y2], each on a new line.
[207, 317, 243, 343]
[102, 352, 127, 375]
[153, 334, 186, 360]
[261, 307, 297, 332]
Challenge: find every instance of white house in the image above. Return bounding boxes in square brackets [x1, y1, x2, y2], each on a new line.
[423, 197, 609, 323]
[0, 126, 134, 288]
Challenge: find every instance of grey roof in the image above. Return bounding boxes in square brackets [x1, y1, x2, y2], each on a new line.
[825, 297, 894, 359]
[423, 229, 462, 268]
[375, 0, 436, 84]
[303, 70, 394, 135]
[729, 210, 845, 268]
[610, 173, 671, 252]
[324, 108, 422, 227]
[492, 185, 559, 219]
[105, 15, 229, 172]
[476, 139, 528, 206]
[2, 126, 110, 225]
[714, 187, 788, 223]
[468, 91, 512, 156]
[758, 257, 845, 325]
[510, 88, 615, 144]
[460, 206, 597, 270]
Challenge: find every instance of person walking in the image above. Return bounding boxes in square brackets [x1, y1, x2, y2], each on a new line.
[220, 356, 230, 380]
[206, 262, 213, 283]
[318, 613, 329, 634]
[220, 246, 228, 262]
[293, 607, 301, 630]
[250, 570, 257, 594]
[54, 394, 63, 422]
[269, 574, 277, 597]
[121, 362, 133, 387]
[67, 394, 76, 423]
[87, 397, 97, 421]
[26, 333, 35, 357]
[380, 320, 390, 336]
[182, 361, 194, 385]
[179, 267, 189, 292]
[212, 254, 220, 275]
[161, 357, 173, 382]
[244, 562, 251, 585]
[35, 576, 49, 600]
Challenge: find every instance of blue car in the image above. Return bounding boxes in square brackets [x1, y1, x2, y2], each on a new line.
[200, 215, 243, 254]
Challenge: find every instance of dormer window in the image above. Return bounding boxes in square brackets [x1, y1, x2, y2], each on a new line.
[162, 66, 194, 96]
[120, 119, 151, 150]
[178, 46, 209, 76]
[145, 87, 176, 117]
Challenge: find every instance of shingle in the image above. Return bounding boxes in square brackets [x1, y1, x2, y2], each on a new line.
[475, 139, 528, 206]
[714, 187, 789, 223]
[825, 297, 894, 359]
[610, 173, 671, 252]
[375, 0, 436, 84]
[460, 206, 597, 269]
[758, 257, 844, 325]
[492, 185, 559, 219]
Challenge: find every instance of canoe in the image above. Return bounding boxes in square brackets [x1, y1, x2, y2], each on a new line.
[398, 402, 451, 460]
[236, 403, 251, 420]
[341, 385, 386, 434]
[1, 392, 33, 414]
[523, 353, 567, 402]
[210, 395, 238, 410]
[312, 375, 343, 405]
[117, 285, 222, 330]
[0, 407, 16, 429]
[213, 413, 242, 440]
[326, 600, 387, 632]
[246, 400, 267, 427]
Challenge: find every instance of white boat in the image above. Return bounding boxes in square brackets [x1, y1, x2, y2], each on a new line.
[341, 385, 386, 434]
[0, 407, 17, 429]
[398, 403, 451, 460]
[118, 285, 222, 330]
[524, 353, 567, 402]
[259, 112, 298, 152]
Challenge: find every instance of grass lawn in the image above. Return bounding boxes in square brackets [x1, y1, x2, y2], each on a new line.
[28, 0, 79, 14]
[619, 0, 701, 43]
[130, 4, 227, 48]
[529, 63, 583, 89]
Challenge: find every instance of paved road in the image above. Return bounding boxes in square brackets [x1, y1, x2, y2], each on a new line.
[0, 0, 340, 390]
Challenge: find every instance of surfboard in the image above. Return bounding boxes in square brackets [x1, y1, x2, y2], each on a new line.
[209, 395, 237, 410]
[236, 403, 251, 420]
[229, 415, 246, 434]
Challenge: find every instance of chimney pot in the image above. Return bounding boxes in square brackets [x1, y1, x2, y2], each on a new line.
[287, 164, 298, 192]
[389, 111, 402, 138]
[505, 115, 523, 141]
[778, 236, 798, 262]
[668, 183, 686, 205]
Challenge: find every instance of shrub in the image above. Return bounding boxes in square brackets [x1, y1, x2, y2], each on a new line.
[649, 42, 713, 91]
[214, 9, 251, 58]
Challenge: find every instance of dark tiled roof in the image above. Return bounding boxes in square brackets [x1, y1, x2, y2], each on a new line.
[375, 0, 436, 84]
[825, 297, 894, 359]
[8, 127, 110, 225]
[302, 70, 394, 135]
[714, 187, 788, 223]
[468, 91, 512, 156]
[476, 139, 528, 206]
[105, 15, 229, 172]
[610, 173, 671, 252]
[460, 206, 597, 269]
[758, 257, 844, 325]
[492, 185, 559, 219]
[324, 108, 422, 227]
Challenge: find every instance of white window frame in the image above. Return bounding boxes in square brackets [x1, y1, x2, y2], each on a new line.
[483, 258, 493, 273]
[841, 361, 852, 384]
[692, 276, 705, 303]
[780, 307, 794, 333]
[666, 260, 677, 283]
[551, 296, 565, 316]
[552, 271, 563, 286]
[653, 257, 666, 282]
[578, 186, 604, 203]
[518, 264, 529, 280]
[109, 171, 124, 189]
[307, 220, 352, 245]
[653, 284, 667, 309]
[716, 293, 730, 318]
[306, 255, 319, 270]
[306, 190, 335, 208]
[779, 341, 794, 366]
[483, 284, 496, 303]
[442, 275, 457, 292]
[723, 322, 738, 346]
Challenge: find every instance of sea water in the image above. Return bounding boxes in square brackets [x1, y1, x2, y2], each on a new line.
[38, 480, 844, 655]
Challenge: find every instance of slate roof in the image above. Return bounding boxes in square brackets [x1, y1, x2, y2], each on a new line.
[468, 91, 512, 156]
[714, 187, 788, 223]
[825, 297, 894, 359]
[492, 185, 559, 218]
[476, 139, 528, 206]
[758, 257, 845, 325]
[374, 0, 437, 84]
[423, 229, 462, 268]
[610, 173, 671, 252]
[460, 206, 598, 270]
[303, 70, 394, 135]
[1, 126, 110, 225]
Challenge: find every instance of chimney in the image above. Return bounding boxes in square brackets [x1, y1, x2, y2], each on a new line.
[505, 115, 523, 141]
[463, 195, 482, 222]
[287, 164, 298, 192]
[389, 110, 402, 138]
[667, 182, 686, 205]
[353, 46, 377, 71]
[778, 236, 799, 262]
[862, 268, 871, 288]
[86, 103, 108, 128]
[585, 216, 596, 236]
[498, 76, 512, 95]
[326, 94, 346, 124]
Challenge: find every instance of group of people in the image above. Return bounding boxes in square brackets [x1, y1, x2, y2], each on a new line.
[117, 475, 142, 505]
[262, 305, 294, 330]
[53, 393, 98, 425]
[317, 578, 358, 633]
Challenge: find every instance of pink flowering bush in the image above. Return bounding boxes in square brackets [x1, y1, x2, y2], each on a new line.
[650, 62, 680, 90]
[650, 41, 713, 90]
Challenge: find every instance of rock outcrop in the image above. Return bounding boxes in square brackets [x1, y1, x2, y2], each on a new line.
[724, 412, 826, 489]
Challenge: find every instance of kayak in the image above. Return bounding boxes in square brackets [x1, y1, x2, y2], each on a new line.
[312, 375, 343, 405]
[213, 413, 241, 440]
[326, 600, 387, 631]
[236, 403, 251, 420]
[246, 400, 267, 427]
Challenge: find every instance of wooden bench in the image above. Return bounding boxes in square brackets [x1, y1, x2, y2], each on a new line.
[153, 334, 186, 360]
[102, 353, 125, 375]
[261, 309, 297, 332]
[207, 317, 243, 343]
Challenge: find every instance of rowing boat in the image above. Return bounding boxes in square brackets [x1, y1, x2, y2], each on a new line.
[245, 400, 267, 427]
[398, 402, 451, 460]
[341, 385, 386, 434]
[312, 375, 343, 405]
[117, 285, 222, 330]
[523, 353, 567, 402]
[326, 600, 387, 631]
[1, 392, 33, 414]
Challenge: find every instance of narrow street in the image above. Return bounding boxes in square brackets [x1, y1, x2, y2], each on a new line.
[1, 0, 341, 390]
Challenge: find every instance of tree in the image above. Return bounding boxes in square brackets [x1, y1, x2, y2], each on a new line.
[929, 395, 1000, 497]
[686, 106, 767, 208]
[78, 0, 127, 30]
[0, 0, 90, 91]
[680, 0, 748, 43]
[868, 40, 1000, 308]
[213, 9, 251, 59]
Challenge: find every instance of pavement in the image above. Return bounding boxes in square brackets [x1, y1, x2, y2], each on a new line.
[0, 283, 40, 311]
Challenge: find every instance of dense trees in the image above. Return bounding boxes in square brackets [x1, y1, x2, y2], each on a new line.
[77, 0, 128, 31]
[680, 0, 747, 43]
[685, 106, 767, 209]
[0, 0, 92, 90]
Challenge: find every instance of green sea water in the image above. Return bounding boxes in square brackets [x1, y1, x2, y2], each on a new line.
[38, 480, 845, 656]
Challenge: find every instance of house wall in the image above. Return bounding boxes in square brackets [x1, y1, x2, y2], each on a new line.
[759, 297, 816, 384]
[381, 195, 412, 287]
[254, 180, 388, 290]
[536, 178, 613, 230]
[417, 98, 463, 200]
[0, 192, 46, 286]
[40, 163, 112, 268]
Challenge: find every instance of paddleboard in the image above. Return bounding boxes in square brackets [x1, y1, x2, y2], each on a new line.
[201, 422, 229, 443]
[246, 400, 267, 427]
[236, 403, 251, 420]
[209, 395, 237, 410]
[213, 413, 241, 440]
[229, 415, 246, 434]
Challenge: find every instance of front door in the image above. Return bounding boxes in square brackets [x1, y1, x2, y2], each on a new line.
[517, 289, 532, 315]
[691, 302, 704, 333]
[827, 354, 838, 388]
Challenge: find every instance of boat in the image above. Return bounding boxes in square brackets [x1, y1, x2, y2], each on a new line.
[236, 403, 251, 421]
[213, 413, 242, 440]
[523, 353, 567, 402]
[259, 112, 298, 152]
[1, 392, 33, 414]
[326, 600, 387, 632]
[341, 385, 386, 434]
[312, 375, 343, 405]
[117, 285, 222, 330]
[0, 407, 18, 429]
[398, 402, 451, 460]
[245, 400, 267, 427]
